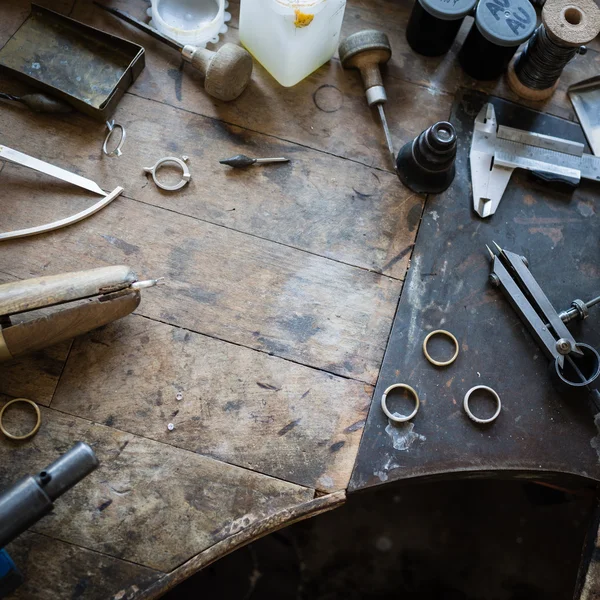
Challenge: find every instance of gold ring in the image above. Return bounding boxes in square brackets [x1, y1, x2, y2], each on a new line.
[381, 383, 420, 423]
[422, 329, 459, 366]
[0, 398, 42, 440]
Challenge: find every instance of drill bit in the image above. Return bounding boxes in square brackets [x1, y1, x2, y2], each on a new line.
[219, 154, 289, 168]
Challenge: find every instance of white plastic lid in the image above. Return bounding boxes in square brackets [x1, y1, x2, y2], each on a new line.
[150, 0, 230, 47]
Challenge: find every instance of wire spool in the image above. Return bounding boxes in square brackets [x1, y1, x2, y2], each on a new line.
[508, 0, 600, 100]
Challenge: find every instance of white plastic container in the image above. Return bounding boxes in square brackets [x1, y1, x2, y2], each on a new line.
[149, 0, 231, 47]
[239, 0, 346, 87]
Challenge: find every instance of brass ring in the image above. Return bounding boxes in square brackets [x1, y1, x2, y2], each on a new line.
[423, 329, 459, 366]
[381, 383, 420, 423]
[0, 398, 41, 440]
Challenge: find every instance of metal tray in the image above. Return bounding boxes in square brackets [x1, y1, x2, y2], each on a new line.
[0, 4, 145, 120]
[569, 77, 600, 157]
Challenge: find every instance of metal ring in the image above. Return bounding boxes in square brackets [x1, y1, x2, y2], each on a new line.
[143, 156, 191, 191]
[381, 383, 420, 423]
[103, 120, 126, 157]
[463, 385, 501, 424]
[0, 398, 42, 440]
[423, 329, 459, 366]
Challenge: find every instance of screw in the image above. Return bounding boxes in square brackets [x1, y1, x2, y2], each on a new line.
[167, 423, 175, 431]
[555, 338, 572, 355]
[489, 273, 500, 287]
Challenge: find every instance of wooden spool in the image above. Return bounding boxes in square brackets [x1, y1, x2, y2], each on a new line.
[507, 0, 600, 100]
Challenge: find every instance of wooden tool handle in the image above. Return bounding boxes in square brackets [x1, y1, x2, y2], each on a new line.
[184, 45, 212, 75]
[0, 265, 136, 318]
[1, 292, 140, 359]
[184, 43, 253, 101]
[359, 60, 384, 90]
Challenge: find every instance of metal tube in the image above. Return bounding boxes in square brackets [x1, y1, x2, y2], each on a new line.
[38, 442, 99, 500]
[0, 443, 99, 548]
[92, 3, 183, 51]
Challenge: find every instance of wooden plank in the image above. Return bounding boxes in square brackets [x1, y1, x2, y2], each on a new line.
[335, 0, 600, 122]
[0, 342, 70, 405]
[0, 172, 401, 384]
[5, 531, 162, 600]
[0, 273, 71, 405]
[0, 1, 74, 46]
[70, 0, 454, 172]
[51, 314, 372, 492]
[0, 402, 314, 571]
[0, 82, 422, 280]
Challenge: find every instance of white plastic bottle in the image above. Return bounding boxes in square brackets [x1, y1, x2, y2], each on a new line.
[239, 0, 347, 87]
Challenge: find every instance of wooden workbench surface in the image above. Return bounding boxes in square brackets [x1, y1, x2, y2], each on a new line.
[0, 0, 598, 597]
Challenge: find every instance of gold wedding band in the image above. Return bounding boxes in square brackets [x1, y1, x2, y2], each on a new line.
[0, 398, 42, 440]
[423, 329, 459, 366]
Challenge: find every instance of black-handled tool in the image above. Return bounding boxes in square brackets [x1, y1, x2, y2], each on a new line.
[0, 92, 72, 114]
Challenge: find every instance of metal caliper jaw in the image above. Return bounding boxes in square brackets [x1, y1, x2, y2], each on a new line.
[469, 104, 514, 219]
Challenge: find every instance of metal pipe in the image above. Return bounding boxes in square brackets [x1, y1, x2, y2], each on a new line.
[0, 443, 99, 548]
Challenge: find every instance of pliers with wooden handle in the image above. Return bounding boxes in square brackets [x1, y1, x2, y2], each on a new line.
[0, 266, 160, 362]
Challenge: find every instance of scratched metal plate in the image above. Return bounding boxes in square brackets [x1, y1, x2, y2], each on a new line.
[0, 4, 144, 119]
[350, 90, 600, 491]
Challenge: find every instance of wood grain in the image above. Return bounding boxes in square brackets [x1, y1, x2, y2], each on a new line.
[2, 293, 140, 358]
[5, 531, 162, 600]
[0, 1, 74, 47]
[0, 342, 70, 405]
[51, 315, 372, 491]
[0, 181, 401, 384]
[0, 403, 314, 571]
[0, 87, 422, 280]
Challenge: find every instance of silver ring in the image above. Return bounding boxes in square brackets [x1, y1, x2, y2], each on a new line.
[143, 156, 191, 191]
[103, 120, 126, 157]
[381, 383, 420, 423]
[463, 385, 501, 424]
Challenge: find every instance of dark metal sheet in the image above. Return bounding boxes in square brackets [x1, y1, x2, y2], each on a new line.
[350, 91, 600, 491]
[0, 4, 144, 120]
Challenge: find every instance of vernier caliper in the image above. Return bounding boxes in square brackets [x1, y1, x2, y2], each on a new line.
[470, 103, 600, 217]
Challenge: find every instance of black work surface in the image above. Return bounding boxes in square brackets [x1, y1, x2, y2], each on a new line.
[350, 91, 600, 491]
